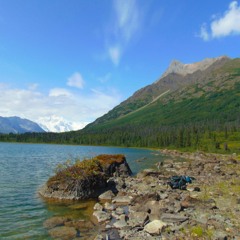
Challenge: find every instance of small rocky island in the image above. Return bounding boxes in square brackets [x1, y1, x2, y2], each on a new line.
[39, 154, 132, 200]
[40, 152, 240, 239]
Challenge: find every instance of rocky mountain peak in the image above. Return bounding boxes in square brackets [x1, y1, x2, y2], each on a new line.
[159, 56, 230, 80]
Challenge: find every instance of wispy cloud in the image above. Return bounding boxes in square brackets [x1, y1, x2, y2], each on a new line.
[199, 1, 240, 41]
[67, 72, 85, 89]
[114, 0, 140, 42]
[98, 72, 112, 83]
[107, 0, 142, 65]
[108, 46, 121, 66]
[199, 23, 210, 41]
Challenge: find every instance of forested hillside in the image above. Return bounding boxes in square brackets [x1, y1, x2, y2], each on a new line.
[1, 57, 240, 153]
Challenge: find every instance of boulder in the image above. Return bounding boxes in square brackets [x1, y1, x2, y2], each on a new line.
[39, 154, 132, 200]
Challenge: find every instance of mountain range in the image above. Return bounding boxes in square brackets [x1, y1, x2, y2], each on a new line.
[0, 116, 45, 134]
[74, 56, 240, 150]
[87, 56, 231, 127]
[1, 56, 240, 152]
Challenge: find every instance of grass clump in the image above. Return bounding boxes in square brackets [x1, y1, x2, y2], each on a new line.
[190, 225, 204, 237]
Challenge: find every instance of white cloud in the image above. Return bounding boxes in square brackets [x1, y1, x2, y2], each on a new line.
[199, 1, 240, 40]
[199, 23, 210, 41]
[0, 84, 122, 131]
[211, 1, 240, 37]
[67, 72, 85, 89]
[108, 46, 121, 66]
[107, 0, 142, 65]
[49, 88, 72, 97]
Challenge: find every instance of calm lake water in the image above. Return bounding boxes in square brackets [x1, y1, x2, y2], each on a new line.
[0, 142, 168, 239]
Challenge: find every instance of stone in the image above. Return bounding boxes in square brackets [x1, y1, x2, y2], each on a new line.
[115, 207, 125, 215]
[160, 213, 189, 223]
[180, 196, 196, 209]
[113, 215, 127, 229]
[43, 216, 70, 229]
[144, 220, 167, 235]
[64, 219, 94, 230]
[48, 226, 77, 240]
[94, 203, 103, 211]
[99, 190, 115, 201]
[104, 202, 116, 211]
[213, 230, 228, 240]
[94, 234, 104, 240]
[112, 195, 132, 204]
[128, 211, 149, 227]
[93, 210, 111, 223]
[159, 193, 169, 199]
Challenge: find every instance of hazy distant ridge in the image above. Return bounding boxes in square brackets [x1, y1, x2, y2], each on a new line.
[0, 116, 45, 134]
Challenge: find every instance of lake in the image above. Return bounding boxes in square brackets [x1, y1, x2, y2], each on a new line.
[0, 142, 168, 239]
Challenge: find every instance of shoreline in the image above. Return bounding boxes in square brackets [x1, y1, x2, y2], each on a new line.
[41, 150, 240, 239]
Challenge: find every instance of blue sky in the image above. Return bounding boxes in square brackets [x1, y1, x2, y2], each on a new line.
[0, 0, 239, 130]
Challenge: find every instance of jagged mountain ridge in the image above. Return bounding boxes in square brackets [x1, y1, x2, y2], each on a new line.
[0, 116, 45, 134]
[159, 56, 228, 79]
[86, 56, 231, 128]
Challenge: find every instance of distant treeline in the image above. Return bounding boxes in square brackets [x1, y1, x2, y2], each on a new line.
[1, 119, 240, 153]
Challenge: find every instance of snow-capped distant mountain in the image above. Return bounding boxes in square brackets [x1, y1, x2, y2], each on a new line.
[37, 115, 88, 132]
[0, 116, 45, 133]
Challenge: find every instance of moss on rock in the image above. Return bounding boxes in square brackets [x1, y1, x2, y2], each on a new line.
[40, 154, 132, 200]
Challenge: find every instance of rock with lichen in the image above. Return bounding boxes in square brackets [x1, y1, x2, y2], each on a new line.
[39, 154, 132, 200]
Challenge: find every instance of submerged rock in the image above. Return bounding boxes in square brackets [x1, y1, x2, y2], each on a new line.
[43, 216, 70, 229]
[48, 226, 77, 240]
[39, 154, 132, 200]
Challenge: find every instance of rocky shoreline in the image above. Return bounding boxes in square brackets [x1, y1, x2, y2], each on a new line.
[42, 151, 240, 239]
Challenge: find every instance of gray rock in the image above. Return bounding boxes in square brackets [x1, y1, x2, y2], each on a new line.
[99, 190, 115, 201]
[113, 215, 127, 229]
[112, 195, 132, 204]
[159, 193, 169, 200]
[212, 230, 228, 240]
[93, 210, 111, 223]
[128, 211, 149, 227]
[93, 203, 103, 211]
[144, 220, 167, 235]
[160, 213, 189, 223]
[104, 202, 116, 211]
[115, 207, 125, 215]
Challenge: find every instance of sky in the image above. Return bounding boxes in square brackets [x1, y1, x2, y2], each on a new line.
[0, 0, 239, 130]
